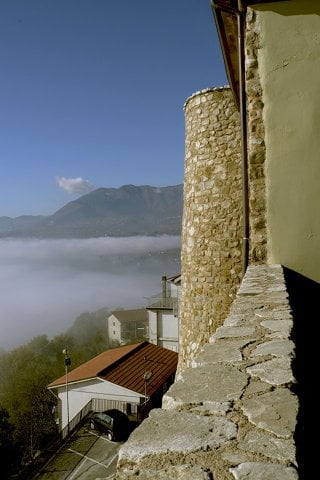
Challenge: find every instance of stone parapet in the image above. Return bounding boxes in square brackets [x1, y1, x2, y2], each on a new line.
[116, 265, 299, 480]
[178, 87, 242, 371]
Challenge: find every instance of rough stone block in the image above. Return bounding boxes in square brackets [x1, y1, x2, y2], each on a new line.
[118, 409, 237, 463]
[260, 319, 292, 336]
[243, 380, 272, 396]
[230, 462, 298, 480]
[192, 339, 250, 365]
[241, 388, 298, 438]
[115, 465, 212, 480]
[247, 357, 295, 385]
[163, 364, 248, 411]
[249, 339, 295, 358]
[239, 429, 296, 464]
[213, 325, 256, 340]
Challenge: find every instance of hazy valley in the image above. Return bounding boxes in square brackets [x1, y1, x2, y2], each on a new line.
[0, 185, 182, 350]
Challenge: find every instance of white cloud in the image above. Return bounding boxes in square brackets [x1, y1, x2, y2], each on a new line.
[55, 176, 95, 194]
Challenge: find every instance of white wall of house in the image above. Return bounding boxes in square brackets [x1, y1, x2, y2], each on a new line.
[107, 314, 121, 344]
[148, 310, 179, 352]
[57, 377, 142, 430]
[162, 341, 178, 352]
[148, 311, 158, 345]
[168, 282, 179, 299]
[161, 313, 179, 339]
[147, 275, 180, 351]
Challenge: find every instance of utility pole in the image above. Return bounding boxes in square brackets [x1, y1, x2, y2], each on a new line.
[62, 348, 71, 434]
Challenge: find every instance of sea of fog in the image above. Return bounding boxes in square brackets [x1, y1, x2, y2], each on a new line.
[0, 235, 181, 350]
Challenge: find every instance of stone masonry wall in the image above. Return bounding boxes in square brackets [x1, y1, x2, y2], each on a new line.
[178, 87, 243, 371]
[246, 8, 267, 263]
[116, 265, 298, 480]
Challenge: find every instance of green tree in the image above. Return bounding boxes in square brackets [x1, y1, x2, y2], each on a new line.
[0, 406, 19, 476]
[0, 305, 115, 472]
[0, 345, 59, 464]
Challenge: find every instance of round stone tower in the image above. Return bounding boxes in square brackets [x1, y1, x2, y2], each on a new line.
[178, 87, 243, 371]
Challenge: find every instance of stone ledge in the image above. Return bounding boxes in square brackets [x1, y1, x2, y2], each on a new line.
[230, 462, 299, 480]
[115, 465, 212, 480]
[115, 265, 299, 480]
[183, 86, 231, 110]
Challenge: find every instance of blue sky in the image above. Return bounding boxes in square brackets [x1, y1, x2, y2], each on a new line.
[0, 0, 227, 217]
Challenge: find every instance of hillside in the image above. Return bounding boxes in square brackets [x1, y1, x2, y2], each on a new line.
[0, 184, 183, 238]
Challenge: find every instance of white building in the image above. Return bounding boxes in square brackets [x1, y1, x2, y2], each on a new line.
[147, 274, 181, 352]
[48, 342, 178, 437]
[107, 308, 148, 346]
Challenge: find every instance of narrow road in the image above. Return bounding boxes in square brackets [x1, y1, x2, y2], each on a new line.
[34, 427, 122, 479]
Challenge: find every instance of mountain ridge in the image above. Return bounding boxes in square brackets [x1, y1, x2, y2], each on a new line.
[0, 184, 183, 238]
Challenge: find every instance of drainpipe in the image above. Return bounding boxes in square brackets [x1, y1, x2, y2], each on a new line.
[237, 0, 249, 276]
[211, 0, 249, 277]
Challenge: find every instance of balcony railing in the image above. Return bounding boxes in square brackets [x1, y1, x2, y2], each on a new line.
[146, 296, 179, 315]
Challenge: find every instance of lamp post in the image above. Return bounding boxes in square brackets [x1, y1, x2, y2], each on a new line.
[62, 348, 71, 434]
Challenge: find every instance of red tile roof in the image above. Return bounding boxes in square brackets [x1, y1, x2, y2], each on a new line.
[48, 342, 178, 397]
[109, 308, 148, 322]
[48, 343, 140, 388]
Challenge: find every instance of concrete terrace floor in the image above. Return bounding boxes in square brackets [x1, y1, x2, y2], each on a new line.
[33, 425, 121, 480]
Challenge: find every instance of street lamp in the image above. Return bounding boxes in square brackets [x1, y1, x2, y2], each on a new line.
[62, 348, 71, 434]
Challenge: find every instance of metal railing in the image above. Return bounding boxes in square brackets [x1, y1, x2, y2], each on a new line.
[146, 296, 179, 312]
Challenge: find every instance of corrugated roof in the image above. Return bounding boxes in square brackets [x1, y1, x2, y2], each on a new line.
[102, 342, 178, 397]
[48, 343, 140, 388]
[48, 342, 178, 397]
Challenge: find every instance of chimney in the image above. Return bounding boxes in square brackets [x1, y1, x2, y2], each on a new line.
[162, 275, 167, 306]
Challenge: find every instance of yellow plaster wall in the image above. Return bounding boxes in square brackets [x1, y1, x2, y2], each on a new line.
[256, 0, 320, 282]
